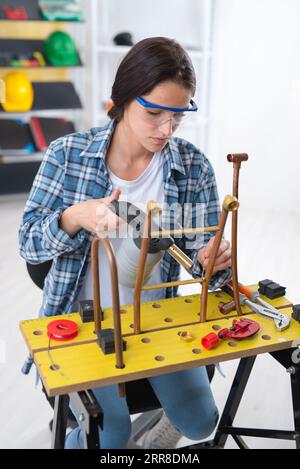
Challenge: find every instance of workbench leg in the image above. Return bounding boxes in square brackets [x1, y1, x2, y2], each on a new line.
[271, 348, 300, 449]
[51, 394, 69, 449]
[213, 356, 256, 448]
[69, 391, 103, 449]
[291, 367, 300, 449]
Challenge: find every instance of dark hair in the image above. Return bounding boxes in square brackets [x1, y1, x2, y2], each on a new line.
[108, 37, 196, 122]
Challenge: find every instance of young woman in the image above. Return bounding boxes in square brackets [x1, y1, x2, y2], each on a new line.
[19, 37, 231, 449]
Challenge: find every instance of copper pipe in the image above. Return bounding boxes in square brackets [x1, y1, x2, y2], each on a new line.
[151, 226, 220, 237]
[92, 237, 102, 333]
[166, 243, 194, 272]
[133, 201, 157, 335]
[227, 153, 248, 316]
[118, 383, 126, 398]
[199, 195, 239, 323]
[92, 236, 124, 370]
[142, 277, 203, 291]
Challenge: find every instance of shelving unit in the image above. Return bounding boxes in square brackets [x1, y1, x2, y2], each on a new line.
[0, 38, 83, 68]
[89, 0, 215, 152]
[0, 0, 86, 195]
[0, 0, 84, 22]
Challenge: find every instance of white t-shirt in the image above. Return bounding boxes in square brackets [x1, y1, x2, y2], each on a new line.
[78, 151, 165, 308]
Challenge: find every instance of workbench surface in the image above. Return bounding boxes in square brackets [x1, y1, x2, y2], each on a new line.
[20, 286, 300, 397]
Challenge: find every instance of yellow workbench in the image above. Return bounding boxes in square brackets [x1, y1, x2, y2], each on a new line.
[20, 285, 300, 398]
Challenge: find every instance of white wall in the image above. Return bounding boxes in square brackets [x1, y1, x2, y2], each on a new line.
[208, 0, 300, 213]
[97, 0, 206, 48]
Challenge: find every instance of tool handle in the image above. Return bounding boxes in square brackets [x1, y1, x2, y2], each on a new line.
[108, 200, 145, 226]
[219, 300, 236, 315]
[228, 280, 252, 299]
[221, 284, 234, 298]
[109, 200, 174, 253]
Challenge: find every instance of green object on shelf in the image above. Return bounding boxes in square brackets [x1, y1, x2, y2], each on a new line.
[44, 31, 79, 66]
[38, 0, 84, 21]
[11, 59, 20, 67]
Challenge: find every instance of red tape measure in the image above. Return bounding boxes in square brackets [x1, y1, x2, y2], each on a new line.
[47, 319, 78, 342]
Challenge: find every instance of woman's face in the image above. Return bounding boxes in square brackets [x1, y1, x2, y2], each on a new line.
[122, 81, 192, 154]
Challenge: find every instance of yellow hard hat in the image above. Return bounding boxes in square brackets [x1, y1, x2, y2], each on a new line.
[2, 71, 34, 112]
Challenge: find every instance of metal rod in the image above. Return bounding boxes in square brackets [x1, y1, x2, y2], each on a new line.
[142, 277, 203, 291]
[92, 237, 102, 333]
[133, 201, 157, 335]
[101, 238, 124, 370]
[221, 426, 298, 441]
[118, 383, 126, 398]
[92, 236, 124, 370]
[213, 356, 256, 448]
[199, 195, 239, 323]
[227, 153, 248, 316]
[151, 226, 220, 237]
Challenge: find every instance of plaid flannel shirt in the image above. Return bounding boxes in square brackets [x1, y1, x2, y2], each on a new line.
[19, 119, 231, 320]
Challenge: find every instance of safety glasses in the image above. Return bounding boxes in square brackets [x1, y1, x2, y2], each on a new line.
[135, 95, 198, 127]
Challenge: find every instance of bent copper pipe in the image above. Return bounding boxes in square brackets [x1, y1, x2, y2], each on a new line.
[92, 236, 124, 370]
[133, 201, 157, 335]
[227, 153, 248, 316]
[199, 195, 239, 323]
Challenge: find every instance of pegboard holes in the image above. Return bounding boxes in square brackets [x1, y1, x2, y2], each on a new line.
[50, 364, 60, 371]
[215, 292, 224, 298]
[155, 355, 165, 362]
[262, 335, 272, 341]
[141, 338, 151, 344]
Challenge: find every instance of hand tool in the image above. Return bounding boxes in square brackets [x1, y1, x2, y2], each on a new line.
[218, 300, 236, 315]
[226, 281, 290, 331]
[201, 317, 260, 350]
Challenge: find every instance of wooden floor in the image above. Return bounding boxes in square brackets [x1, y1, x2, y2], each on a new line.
[0, 193, 299, 449]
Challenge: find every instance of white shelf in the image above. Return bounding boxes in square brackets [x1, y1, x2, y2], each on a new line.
[97, 44, 131, 54]
[0, 153, 44, 164]
[89, 0, 215, 151]
[97, 44, 212, 60]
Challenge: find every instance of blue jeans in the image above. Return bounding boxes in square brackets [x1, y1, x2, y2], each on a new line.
[65, 366, 219, 449]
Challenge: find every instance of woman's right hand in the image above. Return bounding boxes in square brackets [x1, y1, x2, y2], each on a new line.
[59, 188, 122, 237]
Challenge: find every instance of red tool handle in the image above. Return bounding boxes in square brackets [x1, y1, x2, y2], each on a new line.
[228, 280, 252, 299]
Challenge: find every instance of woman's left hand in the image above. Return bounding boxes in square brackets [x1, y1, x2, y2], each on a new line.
[197, 238, 231, 275]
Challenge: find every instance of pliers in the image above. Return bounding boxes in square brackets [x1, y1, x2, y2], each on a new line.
[224, 281, 290, 331]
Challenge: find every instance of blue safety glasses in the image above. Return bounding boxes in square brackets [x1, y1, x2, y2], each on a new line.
[135, 96, 198, 127]
[135, 96, 198, 113]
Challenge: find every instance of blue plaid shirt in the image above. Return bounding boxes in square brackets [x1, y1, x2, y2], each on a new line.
[19, 119, 231, 320]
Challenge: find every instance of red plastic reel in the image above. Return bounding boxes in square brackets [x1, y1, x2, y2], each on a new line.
[47, 319, 78, 342]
